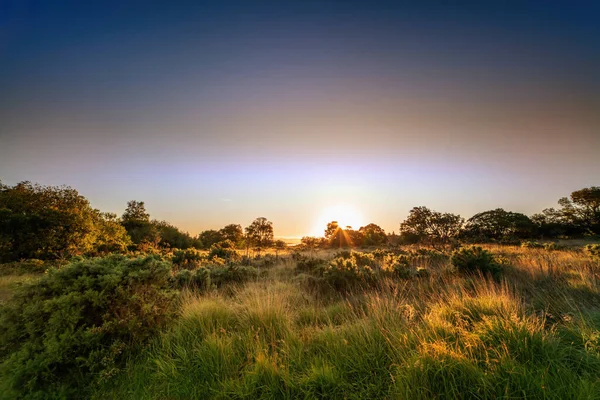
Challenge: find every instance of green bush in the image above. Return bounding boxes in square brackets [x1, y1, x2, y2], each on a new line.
[0, 255, 179, 398]
[451, 246, 502, 278]
[382, 254, 411, 278]
[585, 244, 600, 261]
[208, 240, 240, 261]
[295, 255, 326, 273]
[209, 264, 260, 288]
[171, 268, 210, 289]
[324, 256, 375, 291]
[172, 248, 205, 269]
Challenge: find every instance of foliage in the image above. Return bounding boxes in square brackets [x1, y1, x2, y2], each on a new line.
[0, 255, 179, 398]
[451, 246, 502, 278]
[172, 248, 205, 269]
[324, 254, 376, 290]
[358, 223, 388, 246]
[585, 244, 600, 261]
[93, 212, 132, 254]
[295, 255, 326, 273]
[556, 187, 600, 235]
[121, 200, 159, 245]
[153, 220, 199, 249]
[245, 217, 274, 251]
[399, 206, 463, 247]
[197, 229, 223, 249]
[0, 181, 130, 261]
[463, 208, 535, 242]
[218, 224, 244, 247]
[208, 239, 240, 261]
[381, 253, 412, 278]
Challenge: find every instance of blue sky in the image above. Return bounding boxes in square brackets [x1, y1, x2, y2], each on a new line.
[1, 1, 599, 236]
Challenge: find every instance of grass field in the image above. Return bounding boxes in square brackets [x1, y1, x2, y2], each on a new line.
[70, 244, 600, 399]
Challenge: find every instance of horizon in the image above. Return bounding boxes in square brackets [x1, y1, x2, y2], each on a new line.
[1, 1, 599, 237]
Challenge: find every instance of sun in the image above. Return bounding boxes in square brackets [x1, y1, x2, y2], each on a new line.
[311, 204, 365, 236]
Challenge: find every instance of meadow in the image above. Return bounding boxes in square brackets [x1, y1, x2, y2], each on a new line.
[2, 243, 599, 399]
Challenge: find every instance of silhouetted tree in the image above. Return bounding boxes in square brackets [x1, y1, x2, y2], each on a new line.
[121, 201, 159, 246]
[245, 217, 274, 254]
[274, 239, 287, 259]
[558, 187, 600, 235]
[198, 229, 223, 249]
[463, 208, 534, 242]
[219, 224, 244, 247]
[153, 220, 197, 249]
[359, 223, 387, 246]
[399, 207, 463, 247]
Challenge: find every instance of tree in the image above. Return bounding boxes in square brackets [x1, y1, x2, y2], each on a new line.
[358, 223, 387, 246]
[324, 221, 357, 248]
[0, 181, 128, 260]
[399, 207, 463, 247]
[301, 236, 324, 254]
[152, 220, 196, 249]
[121, 201, 158, 245]
[245, 217, 274, 254]
[219, 224, 244, 247]
[274, 239, 287, 259]
[324, 221, 339, 241]
[198, 230, 224, 249]
[557, 187, 600, 235]
[463, 208, 534, 241]
[92, 212, 132, 254]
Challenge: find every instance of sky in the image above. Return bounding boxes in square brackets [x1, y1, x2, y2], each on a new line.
[1, 1, 599, 237]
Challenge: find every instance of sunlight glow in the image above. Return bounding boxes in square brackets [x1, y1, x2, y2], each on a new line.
[310, 204, 365, 236]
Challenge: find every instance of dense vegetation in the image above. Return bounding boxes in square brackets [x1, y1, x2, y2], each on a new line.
[1, 180, 600, 398]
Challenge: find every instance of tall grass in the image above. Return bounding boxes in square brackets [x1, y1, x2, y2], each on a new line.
[89, 246, 600, 398]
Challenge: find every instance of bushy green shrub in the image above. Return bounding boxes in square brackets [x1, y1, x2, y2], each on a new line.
[371, 248, 390, 260]
[209, 264, 260, 287]
[208, 240, 240, 261]
[451, 246, 502, 278]
[585, 244, 600, 261]
[295, 255, 326, 273]
[0, 255, 179, 398]
[171, 268, 210, 289]
[382, 254, 412, 278]
[324, 256, 375, 291]
[172, 248, 205, 269]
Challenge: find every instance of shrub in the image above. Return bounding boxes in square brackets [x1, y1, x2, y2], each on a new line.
[208, 240, 240, 261]
[209, 264, 260, 288]
[295, 255, 326, 273]
[0, 255, 179, 398]
[172, 248, 204, 269]
[382, 254, 412, 279]
[171, 268, 210, 289]
[585, 244, 600, 261]
[451, 246, 502, 278]
[324, 257, 375, 291]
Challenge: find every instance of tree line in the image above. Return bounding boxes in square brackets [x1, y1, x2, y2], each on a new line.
[0, 180, 598, 261]
[303, 186, 600, 248]
[0, 181, 279, 261]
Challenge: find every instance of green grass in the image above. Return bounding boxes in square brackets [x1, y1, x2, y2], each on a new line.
[2, 246, 600, 399]
[90, 246, 600, 399]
